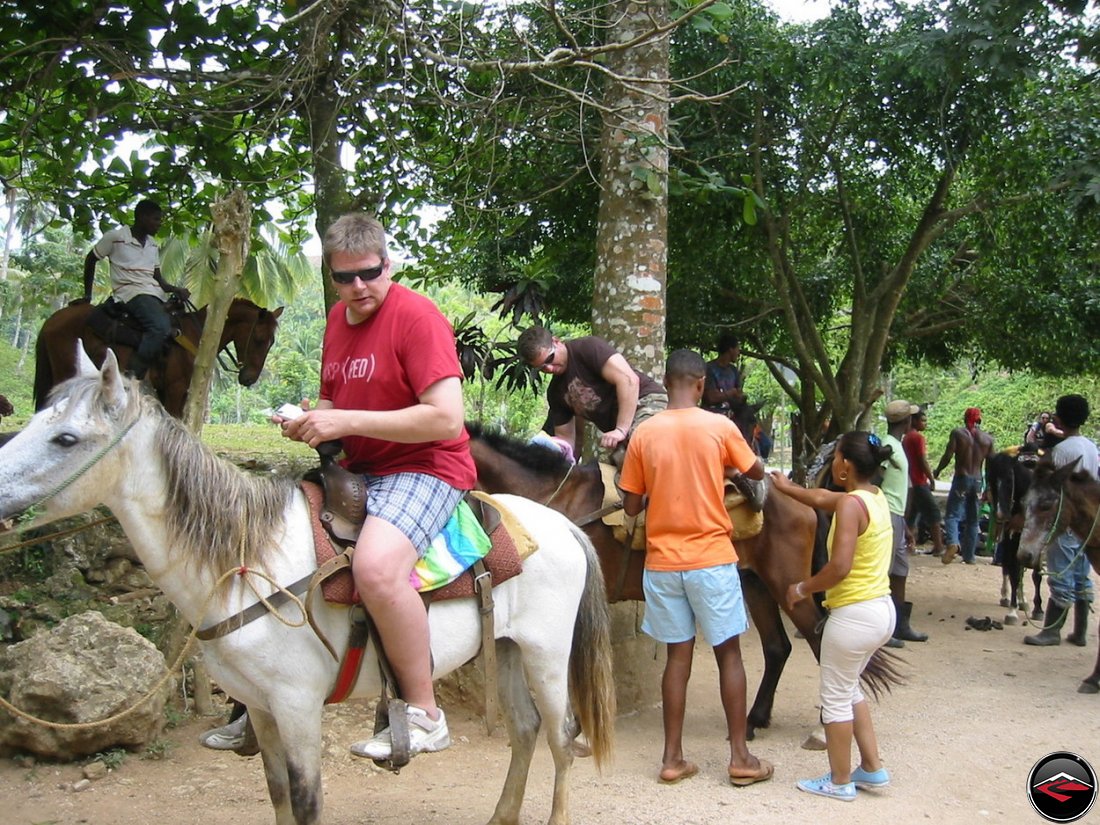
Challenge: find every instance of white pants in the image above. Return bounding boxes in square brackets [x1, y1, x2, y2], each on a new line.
[819, 596, 895, 724]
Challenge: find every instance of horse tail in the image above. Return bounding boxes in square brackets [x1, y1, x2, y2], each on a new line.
[567, 523, 616, 770]
[32, 326, 55, 411]
[860, 648, 906, 699]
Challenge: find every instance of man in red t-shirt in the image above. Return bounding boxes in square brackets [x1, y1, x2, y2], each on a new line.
[902, 408, 944, 556]
[281, 213, 475, 761]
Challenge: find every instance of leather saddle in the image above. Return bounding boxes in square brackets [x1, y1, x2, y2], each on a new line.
[85, 297, 183, 351]
[305, 441, 502, 558]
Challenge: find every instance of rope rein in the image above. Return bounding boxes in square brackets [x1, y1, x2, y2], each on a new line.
[0, 537, 311, 732]
[542, 462, 574, 509]
[0, 514, 116, 556]
[1033, 483, 1099, 631]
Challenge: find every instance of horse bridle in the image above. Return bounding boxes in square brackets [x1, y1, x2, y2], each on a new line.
[7, 414, 138, 532]
[216, 310, 262, 375]
[1042, 483, 1100, 551]
[541, 462, 623, 527]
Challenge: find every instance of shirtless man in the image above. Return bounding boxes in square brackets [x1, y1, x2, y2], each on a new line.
[934, 407, 995, 564]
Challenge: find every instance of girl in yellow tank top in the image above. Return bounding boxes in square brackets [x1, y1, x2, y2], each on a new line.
[770, 431, 898, 802]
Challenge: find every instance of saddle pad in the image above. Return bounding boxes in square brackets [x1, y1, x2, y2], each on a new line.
[302, 482, 523, 605]
[598, 462, 763, 550]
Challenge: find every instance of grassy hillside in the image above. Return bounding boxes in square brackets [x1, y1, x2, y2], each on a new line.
[0, 337, 34, 428]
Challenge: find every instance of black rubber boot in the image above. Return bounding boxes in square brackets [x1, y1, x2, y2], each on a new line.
[1024, 599, 1068, 646]
[894, 601, 929, 643]
[1067, 600, 1090, 647]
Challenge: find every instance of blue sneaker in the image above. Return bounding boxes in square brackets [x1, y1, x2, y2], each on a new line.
[796, 773, 857, 801]
[851, 765, 890, 789]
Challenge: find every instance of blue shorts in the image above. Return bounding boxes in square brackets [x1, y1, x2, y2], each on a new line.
[364, 472, 465, 556]
[641, 563, 748, 646]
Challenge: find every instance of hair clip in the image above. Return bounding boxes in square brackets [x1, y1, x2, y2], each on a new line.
[867, 433, 881, 447]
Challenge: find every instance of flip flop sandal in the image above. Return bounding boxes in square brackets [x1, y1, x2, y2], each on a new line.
[658, 761, 699, 784]
[729, 758, 774, 787]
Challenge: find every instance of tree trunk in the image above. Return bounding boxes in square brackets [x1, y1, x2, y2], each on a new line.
[297, 7, 354, 313]
[182, 190, 251, 435]
[591, 0, 670, 382]
[1, 186, 15, 282]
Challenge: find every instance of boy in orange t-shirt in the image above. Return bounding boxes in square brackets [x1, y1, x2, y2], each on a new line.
[620, 349, 772, 787]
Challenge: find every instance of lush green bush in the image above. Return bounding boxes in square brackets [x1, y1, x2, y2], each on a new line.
[0, 337, 34, 428]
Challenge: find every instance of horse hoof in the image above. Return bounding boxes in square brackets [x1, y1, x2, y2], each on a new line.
[1003, 613, 1018, 626]
[1079, 681, 1100, 695]
[800, 729, 827, 751]
[1031, 609, 1044, 621]
[999, 598, 1011, 608]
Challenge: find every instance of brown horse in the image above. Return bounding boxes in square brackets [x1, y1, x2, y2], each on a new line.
[34, 299, 282, 418]
[1019, 459, 1100, 693]
[466, 423, 901, 739]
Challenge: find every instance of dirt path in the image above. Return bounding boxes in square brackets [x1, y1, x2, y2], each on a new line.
[4, 553, 1098, 825]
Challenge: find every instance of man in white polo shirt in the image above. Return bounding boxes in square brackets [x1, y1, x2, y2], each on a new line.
[81, 199, 190, 379]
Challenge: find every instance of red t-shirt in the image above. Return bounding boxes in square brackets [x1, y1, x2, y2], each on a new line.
[320, 284, 476, 488]
[903, 429, 929, 486]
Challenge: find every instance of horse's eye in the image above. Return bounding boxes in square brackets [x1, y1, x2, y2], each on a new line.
[51, 433, 79, 448]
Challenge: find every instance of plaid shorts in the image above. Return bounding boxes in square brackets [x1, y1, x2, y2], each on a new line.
[364, 472, 466, 556]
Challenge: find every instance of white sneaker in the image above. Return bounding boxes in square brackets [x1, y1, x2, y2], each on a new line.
[349, 706, 451, 760]
[199, 713, 248, 750]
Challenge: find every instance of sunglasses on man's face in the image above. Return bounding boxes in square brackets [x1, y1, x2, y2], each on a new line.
[533, 345, 557, 368]
[330, 263, 386, 285]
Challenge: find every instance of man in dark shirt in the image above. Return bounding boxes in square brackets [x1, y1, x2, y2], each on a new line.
[517, 326, 667, 465]
[703, 332, 744, 416]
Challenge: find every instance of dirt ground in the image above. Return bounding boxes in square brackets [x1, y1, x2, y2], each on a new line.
[3, 552, 1098, 825]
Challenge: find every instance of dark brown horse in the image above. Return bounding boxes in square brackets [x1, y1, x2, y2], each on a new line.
[34, 299, 282, 418]
[986, 447, 1043, 624]
[467, 423, 901, 739]
[1019, 459, 1100, 693]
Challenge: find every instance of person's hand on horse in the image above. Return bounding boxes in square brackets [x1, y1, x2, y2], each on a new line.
[599, 427, 627, 450]
[768, 469, 798, 495]
[171, 285, 191, 302]
[785, 580, 808, 612]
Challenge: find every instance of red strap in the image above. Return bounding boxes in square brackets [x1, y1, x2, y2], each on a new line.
[326, 646, 365, 705]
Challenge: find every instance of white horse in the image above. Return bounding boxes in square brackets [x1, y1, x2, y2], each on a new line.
[0, 350, 616, 825]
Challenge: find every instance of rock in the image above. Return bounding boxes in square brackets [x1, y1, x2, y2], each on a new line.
[0, 611, 173, 759]
[83, 759, 109, 780]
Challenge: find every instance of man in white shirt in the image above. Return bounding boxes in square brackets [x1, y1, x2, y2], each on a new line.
[82, 200, 190, 379]
[1025, 394, 1098, 647]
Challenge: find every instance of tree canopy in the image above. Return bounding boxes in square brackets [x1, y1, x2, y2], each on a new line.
[1, 0, 1096, 458]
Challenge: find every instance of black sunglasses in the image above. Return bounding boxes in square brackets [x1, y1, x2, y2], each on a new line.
[330, 263, 386, 284]
[533, 344, 556, 368]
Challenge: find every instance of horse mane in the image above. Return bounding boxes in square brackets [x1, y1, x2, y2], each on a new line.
[157, 414, 296, 577]
[60, 372, 297, 578]
[465, 421, 572, 475]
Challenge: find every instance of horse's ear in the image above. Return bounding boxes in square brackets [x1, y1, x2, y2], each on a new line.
[1049, 458, 1080, 487]
[75, 340, 98, 377]
[99, 350, 129, 411]
[272, 307, 284, 319]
